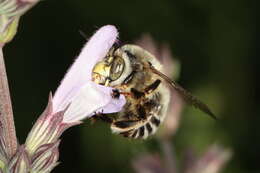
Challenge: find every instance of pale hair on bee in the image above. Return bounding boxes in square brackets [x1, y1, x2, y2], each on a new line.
[91, 44, 216, 139]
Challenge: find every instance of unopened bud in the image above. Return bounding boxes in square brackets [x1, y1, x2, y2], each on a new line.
[0, 0, 40, 44]
[0, 15, 19, 44]
[25, 94, 77, 155]
[8, 146, 30, 173]
[30, 140, 60, 173]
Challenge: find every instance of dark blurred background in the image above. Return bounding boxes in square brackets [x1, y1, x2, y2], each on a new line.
[3, 0, 256, 172]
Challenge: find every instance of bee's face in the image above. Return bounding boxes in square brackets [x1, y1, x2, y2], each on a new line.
[92, 55, 125, 86]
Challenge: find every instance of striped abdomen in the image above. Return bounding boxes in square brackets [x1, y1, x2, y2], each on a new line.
[111, 112, 162, 139]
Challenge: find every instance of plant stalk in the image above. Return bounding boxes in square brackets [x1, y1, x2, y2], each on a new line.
[0, 46, 17, 158]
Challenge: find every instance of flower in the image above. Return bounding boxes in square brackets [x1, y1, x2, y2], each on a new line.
[184, 144, 232, 173]
[52, 25, 125, 123]
[23, 25, 126, 172]
[8, 146, 30, 173]
[132, 153, 166, 173]
[26, 25, 126, 148]
[132, 144, 231, 173]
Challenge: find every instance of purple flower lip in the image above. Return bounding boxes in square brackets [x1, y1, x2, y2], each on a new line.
[52, 25, 126, 123]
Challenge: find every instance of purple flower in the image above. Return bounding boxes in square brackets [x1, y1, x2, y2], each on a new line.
[25, 25, 126, 162]
[184, 144, 232, 173]
[132, 153, 166, 173]
[52, 25, 126, 123]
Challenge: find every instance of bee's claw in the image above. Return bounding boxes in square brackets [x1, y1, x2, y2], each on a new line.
[89, 117, 97, 124]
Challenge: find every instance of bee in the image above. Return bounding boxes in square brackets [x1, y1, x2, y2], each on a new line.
[91, 44, 215, 139]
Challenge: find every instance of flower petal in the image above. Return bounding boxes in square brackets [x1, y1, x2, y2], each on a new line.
[63, 81, 126, 123]
[53, 25, 118, 113]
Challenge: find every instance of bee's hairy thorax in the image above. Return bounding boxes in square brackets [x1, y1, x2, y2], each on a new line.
[111, 49, 170, 139]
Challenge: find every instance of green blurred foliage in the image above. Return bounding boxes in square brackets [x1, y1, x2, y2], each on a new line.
[3, 0, 255, 172]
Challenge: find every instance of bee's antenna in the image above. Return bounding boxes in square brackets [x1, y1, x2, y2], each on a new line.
[149, 65, 217, 120]
[79, 30, 88, 40]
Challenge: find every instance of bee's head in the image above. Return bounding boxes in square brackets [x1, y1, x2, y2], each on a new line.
[92, 55, 126, 86]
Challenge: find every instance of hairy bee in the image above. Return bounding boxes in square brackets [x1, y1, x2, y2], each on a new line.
[91, 44, 215, 139]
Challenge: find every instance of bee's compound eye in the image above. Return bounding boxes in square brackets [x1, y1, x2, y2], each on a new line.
[105, 56, 114, 65]
[110, 56, 125, 81]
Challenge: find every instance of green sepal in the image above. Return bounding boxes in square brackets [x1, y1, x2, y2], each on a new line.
[0, 16, 19, 44]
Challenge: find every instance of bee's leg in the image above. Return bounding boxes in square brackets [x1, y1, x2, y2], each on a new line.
[89, 115, 98, 124]
[111, 87, 144, 101]
[113, 119, 139, 129]
[130, 88, 145, 99]
[129, 80, 161, 99]
[97, 114, 114, 123]
[137, 105, 147, 119]
[91, 111, 114, 124]
[111, 89, 132, 98]
[144, 79, 161, 94]
[113, 83, 158, 100]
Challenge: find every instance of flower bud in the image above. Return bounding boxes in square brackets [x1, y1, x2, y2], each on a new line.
[0, 15, 19, 44]
[0, 0, 31, 44]
[25, 94, 78, 155]
[8, 146, 30, 173]
[30, 141, 60, 173]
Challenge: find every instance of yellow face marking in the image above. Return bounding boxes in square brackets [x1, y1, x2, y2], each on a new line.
[92, 61, 112, 85]
[92, 54, 126, 86]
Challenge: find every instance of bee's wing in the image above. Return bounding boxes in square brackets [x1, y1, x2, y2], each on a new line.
[150, 66, 216, 119]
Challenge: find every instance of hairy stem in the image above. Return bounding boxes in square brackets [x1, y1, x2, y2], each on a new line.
[0, 46, 17, 158]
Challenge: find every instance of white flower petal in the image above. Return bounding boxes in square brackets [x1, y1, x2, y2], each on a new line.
[63, 81, 126, 123]
[53, 25, 118, 113]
